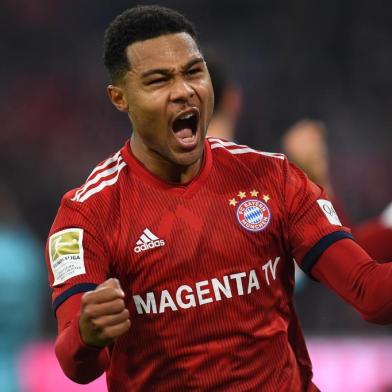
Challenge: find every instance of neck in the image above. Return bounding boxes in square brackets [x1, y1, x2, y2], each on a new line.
[129, 139, 203, 184]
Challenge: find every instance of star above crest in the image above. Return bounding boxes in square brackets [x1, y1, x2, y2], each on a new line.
[229, 189, 265, 206]
[262, 194, 270, 203]
[229, 198, 238, 206]
[237, 191, 246, 199]
[229, 190, 271, 206]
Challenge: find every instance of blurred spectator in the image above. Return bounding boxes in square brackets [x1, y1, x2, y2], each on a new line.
[206, 56, 243, 140]
[282, 119, 392, 261]
[282, 120, 333, 195]
[0, 185, 45, 392]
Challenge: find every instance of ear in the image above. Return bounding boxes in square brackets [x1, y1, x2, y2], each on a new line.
[107, 85, 129, 112]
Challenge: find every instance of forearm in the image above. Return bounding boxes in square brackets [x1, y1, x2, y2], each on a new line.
[353, 218, 392, 262]
[55, 294, 110, 383]
[312, 238, 392, 324]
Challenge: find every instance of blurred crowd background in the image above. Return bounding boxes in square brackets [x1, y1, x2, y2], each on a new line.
[1, 0, 391, 391]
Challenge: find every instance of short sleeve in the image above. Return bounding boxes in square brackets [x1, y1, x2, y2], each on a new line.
[45, 196, 110, 314]
[283, 160, 353, 276]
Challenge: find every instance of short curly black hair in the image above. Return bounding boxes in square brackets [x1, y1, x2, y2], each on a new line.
[103, 5, 198, 84]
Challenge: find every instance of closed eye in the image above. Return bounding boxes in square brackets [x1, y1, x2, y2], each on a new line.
[146, 77, 169, 85]
[187, 67, 202, 75]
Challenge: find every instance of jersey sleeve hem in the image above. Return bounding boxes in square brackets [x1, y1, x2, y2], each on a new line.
[301, 231, 354, 279]
[53, 283, 98, 314]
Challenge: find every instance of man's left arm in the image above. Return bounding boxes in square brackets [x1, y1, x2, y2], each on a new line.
[282, 159, 392, 324]
[312, 238, 392, 325]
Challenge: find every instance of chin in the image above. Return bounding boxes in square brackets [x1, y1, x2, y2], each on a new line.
[174, 148, 203, 168]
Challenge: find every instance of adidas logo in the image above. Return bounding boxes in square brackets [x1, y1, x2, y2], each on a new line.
[134, 228, 165, 253]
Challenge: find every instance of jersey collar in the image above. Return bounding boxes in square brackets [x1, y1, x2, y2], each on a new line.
[121, 139, 212, 198]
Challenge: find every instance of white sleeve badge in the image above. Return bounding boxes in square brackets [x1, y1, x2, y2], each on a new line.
[49, 228, 86, 286]
[317, 199, 342, 226]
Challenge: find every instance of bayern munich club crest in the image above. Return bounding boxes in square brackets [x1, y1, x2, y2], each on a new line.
[229, 190, 271, 232]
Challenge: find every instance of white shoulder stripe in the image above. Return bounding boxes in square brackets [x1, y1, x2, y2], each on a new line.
[72, 150, 121, 201]
[209, 141, 285, 160]
[87, 151, 121, 180]
[75, 161, 127, 203]
[73, 156, 124, 201]
[207, 138, 247, 148]
[230, 147, 285, 159]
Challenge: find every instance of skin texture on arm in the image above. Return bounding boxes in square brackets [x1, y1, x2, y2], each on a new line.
[55, 279, 130, 384]
[312, 238, 392, 324]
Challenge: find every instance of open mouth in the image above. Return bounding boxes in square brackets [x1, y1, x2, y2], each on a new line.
[172, 111, 199, 146]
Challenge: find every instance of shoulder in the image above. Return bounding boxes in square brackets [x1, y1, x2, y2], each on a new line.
[207, 136, 286, 172]
[62, 146, 128, 207]
[51, 146, 128, 234]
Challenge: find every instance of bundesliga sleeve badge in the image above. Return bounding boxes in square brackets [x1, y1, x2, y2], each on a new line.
[49, 228, 86, 285]
[229, 190, 271, 232]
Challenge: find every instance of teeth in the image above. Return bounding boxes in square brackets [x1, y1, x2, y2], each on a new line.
[178, 113, 194, 120]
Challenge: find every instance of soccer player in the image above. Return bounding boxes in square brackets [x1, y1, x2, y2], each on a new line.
[45, 5, 392, 391]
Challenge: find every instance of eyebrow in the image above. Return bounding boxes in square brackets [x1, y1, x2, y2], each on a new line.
[141, 57, 205, 78]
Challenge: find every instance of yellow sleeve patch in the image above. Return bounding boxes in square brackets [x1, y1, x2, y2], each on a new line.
[49, 228, 86, 286]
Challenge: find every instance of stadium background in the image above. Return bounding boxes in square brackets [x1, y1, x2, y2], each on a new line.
[1, 0, 391, 390]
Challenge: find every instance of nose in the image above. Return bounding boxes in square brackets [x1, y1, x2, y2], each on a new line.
[169, 77, 195, 103]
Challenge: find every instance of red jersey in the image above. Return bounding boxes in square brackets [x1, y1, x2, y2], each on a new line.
[46, 137, 352, 391]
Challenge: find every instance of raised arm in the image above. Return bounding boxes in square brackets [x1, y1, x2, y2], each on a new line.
[312, 238, 392, 324]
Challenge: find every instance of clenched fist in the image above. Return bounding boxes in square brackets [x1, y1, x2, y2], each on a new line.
[79, 278, 130, 348]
